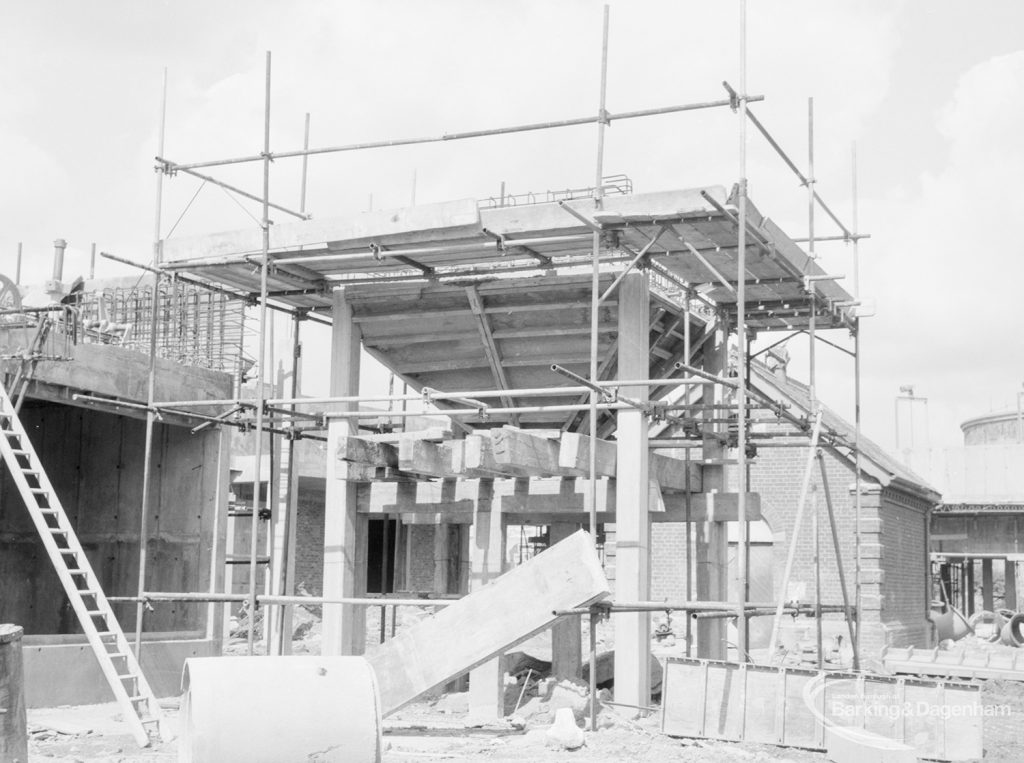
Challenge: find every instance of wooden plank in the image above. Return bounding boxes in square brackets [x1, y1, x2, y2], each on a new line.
[463, 434, 532, 477]
[357, 479, 760, 522]
[366, 529, 609, 716]
[490, 428, 578, 477]
[398, 437, 454, 478]
[465, 286, 517, 424]
[336, 436, 399, 468]
[558, 431, 701, 491]
[358, 427, 450, 444]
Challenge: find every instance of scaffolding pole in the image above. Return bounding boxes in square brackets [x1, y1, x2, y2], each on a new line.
[734, 0, 750, 662]
[587, 4, 610, 733]
[246, 51, 273, 655]
[134, 67, 168, 659]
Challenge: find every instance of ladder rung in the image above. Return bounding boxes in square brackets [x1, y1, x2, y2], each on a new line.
[67, 568, 86, 574]
[117, 673, 137, 680]
[59, 549, 78, 554]
[128, 695, 148, 703]
[30, 488, 48, 494]
[38, 509, 59, 514]
[78, 589, 98, 596]
[50, 529, 69, 535]
[86, 610, 107, 616]
[12, 449, 29, 455]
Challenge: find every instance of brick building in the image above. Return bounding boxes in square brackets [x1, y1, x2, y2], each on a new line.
[650, 360, 940, 660]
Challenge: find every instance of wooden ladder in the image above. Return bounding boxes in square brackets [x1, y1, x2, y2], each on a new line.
[0, 381, 170, 747]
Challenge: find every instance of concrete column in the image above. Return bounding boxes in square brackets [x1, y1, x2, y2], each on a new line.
[468, 480, 505, 718]
[1005, 560, 1018, 610]
[433, 524, 450, 594]
[322, 287, 367, 655]
[613, 270, 651, 709]
[696, 321, 728, 659]
[205, 427, 232, 651]
[965, 560, 975, 616]
[982, 558, 994, 612]
[550, 522, 582, 679]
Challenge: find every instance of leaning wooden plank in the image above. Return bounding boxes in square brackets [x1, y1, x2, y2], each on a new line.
[367, 529, 609, 716]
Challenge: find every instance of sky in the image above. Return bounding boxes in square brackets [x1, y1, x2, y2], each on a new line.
[1, 0, 1023, 453]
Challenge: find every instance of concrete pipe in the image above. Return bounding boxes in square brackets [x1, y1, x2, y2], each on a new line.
[1000, 614, 1024, 648]
[179, 656, 381, 763]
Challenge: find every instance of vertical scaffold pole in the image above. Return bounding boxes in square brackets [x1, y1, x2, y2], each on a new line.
[735, 0, 750, 661]
[247, 50, 272, 655]
[851, 141, 863, 668]
[300, 113, 311, 215]
[588, 4, 610, 731]
[135, 67, 168, 658]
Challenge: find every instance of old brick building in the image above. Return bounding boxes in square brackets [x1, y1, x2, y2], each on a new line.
[650, 360, 941, 661]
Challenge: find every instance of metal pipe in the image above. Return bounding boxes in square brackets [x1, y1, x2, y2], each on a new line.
[133, 68, 169, 660]
[597, 230, 663, 306]
[742, 104, 854, 240]
[300, 112, 310, 214]
[89, 243, 96, 280]
[589, 9, 610, 726]
[813, 487, 822, 670]
[156, 378, 713, 409]
[247, 50, 272, 655]
[767, 409, 824, 657]
[816, 450, 858, 669]
[15, 242, 21, 284]
[734, 0, 750, 664]
[157, 95, 764, 173]
[176, 165, 309, 221]
[110, 592, 455, 608]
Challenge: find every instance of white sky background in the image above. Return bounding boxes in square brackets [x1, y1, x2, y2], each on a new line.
[2, 0, 1023, 452]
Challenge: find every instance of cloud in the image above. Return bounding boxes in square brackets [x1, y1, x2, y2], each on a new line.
[859, 51, 1024, 447]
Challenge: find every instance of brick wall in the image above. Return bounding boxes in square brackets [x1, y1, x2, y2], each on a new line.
[648, 444, 932, 660]
[293, 485, 326, 594]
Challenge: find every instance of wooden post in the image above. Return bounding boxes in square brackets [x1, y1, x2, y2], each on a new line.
[696, 321, 728, 659]
[1005, 560, 1018, 611]
[982, 558, 994, 612]
[322, 287, 367, 655]
[468, 479, 505, 718]
[550, 522, 583, 679]
[613, 270, 652, 709]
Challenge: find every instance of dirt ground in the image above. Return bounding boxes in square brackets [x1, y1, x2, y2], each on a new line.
[25, 679, 1024, 762]
[26, 697, 825, 763]
[26, 606, 1024, 761]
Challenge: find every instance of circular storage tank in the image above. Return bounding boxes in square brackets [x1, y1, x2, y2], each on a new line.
[961, 410, 1022, 446]
[179, 656, 381, 763]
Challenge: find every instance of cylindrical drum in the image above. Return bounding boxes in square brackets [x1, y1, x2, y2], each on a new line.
[179, 656, 381, 763]
[1000, 613, 1024, 647]
[0, 624, 27, 763]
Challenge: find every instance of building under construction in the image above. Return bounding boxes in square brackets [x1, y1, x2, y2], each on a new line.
[0, 7, 993, 762]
